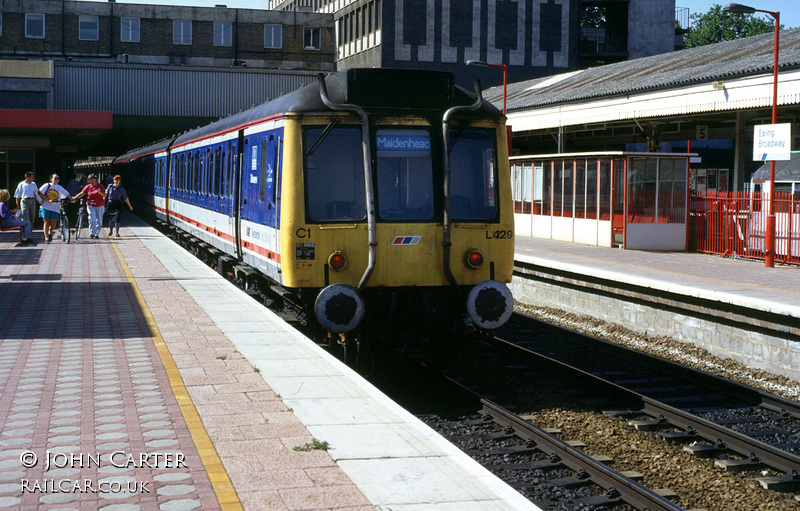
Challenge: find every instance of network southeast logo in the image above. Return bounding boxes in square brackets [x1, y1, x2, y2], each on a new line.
[392, 236, 421, 245]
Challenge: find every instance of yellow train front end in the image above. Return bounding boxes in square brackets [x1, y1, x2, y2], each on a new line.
[279, 107, 514, 337]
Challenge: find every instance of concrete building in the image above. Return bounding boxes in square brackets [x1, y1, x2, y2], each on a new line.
[0, 0, 334, 190]
[269, 0, 677, 87]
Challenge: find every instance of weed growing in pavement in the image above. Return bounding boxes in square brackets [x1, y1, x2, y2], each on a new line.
[216, 355, 227, 360]
[293, 438, 330, 451]
[253, 367, 260, 373]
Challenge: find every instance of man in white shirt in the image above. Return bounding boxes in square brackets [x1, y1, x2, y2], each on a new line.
[13, 172, 39, 227]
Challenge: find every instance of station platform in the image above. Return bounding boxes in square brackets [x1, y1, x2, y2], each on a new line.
[514, 237, 800, 317]
[512, 236, 800, 381]
[0, 217, 537, 511]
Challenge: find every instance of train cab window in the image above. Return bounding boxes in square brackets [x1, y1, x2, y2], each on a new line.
[448, 128, 498, 220]
[375, 128, 434, 221]
[304, 126, 366, 222]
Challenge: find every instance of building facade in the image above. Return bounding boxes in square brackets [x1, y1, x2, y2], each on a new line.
[0, 0, 335, 71]
[269, 0, 676, 87]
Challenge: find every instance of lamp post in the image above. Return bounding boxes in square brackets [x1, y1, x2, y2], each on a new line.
[723, 3, 780, 267]
[466, 60, 507, 115]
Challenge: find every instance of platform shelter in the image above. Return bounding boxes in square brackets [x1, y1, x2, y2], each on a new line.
[510, 152, 693, 250]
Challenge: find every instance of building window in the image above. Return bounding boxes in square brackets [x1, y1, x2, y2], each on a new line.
[0, 13, 3, 38]
[214, 22, 232, 46]
[173, 20, 192, 45]
[264, 24, 282, 48]
[25, 13, 45, 39]
[79, 15, 99, 41]
[304, 27, 320, 50]
[121, 17, 140, 43]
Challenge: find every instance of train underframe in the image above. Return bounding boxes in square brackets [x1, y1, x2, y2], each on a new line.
[164, 222, 506, 373]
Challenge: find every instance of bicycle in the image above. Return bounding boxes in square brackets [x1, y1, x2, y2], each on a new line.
[73, 198, 87, 241]
[58, 200, 71, 244]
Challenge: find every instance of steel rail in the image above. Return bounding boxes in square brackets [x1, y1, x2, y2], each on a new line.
[490, 329, 800, 476]
[443, 375, 685, 511]
[514, 313, 800, 419]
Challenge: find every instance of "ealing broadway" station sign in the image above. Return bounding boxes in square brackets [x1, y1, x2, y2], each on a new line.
[753, 123, 792, 162]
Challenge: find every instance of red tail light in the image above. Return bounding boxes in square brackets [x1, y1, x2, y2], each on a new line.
[328, 251, 347, 271]
[466, 249, 483, 269]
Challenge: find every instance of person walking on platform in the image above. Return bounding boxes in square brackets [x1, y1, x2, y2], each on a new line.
[39, 174, 72, 243]
[105, 175, 133, 238]
[0, 189, 36, 245]
[66, 176, 81, 196]
[13, 172, 38, 229]
[71, 174, 106, 239]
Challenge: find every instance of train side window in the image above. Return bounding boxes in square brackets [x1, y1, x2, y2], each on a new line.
[304, 126, 365, 222]
[272, 138, 280, 204]
[188, 153, 194, 192]
[448, 128, 498, 221]
[226, 147, 235, 199]
[181, 154, 187, 191]
[260, 139, 267, 203]
[216, 149, 223, 198]
[207, 148, 214, 196]
[194, 151, 202, 193]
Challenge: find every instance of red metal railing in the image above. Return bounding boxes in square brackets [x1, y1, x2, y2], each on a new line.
[689, 191, 800, 265]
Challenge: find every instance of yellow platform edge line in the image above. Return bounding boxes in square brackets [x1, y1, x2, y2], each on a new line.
[111, 239, 244, 511]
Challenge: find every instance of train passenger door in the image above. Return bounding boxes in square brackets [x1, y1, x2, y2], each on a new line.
[271, 136, 283, 275]
[240, 130, 281, 279]
[234, 134, 244, 260]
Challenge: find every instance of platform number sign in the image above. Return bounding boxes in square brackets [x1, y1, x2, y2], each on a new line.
[696, 126, 709, 141]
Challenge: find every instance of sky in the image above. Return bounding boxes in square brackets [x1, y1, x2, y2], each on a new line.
[77, 0, 800, 29]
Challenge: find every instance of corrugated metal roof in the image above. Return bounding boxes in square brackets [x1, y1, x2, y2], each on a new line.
[752, 153, 800, 182]
[488, 27, 800, 112]
[54, 64, 317, 118]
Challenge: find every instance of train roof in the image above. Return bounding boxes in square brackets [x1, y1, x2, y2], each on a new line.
[752, 153, 800, 183]
[170, 68, 502, 149]
[113, 137, 175, 165]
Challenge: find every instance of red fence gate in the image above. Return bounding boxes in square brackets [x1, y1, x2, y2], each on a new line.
[689, 191, 800, 265]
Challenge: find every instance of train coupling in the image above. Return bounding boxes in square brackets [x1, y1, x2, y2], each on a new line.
[466, 280, 514, 330]
[314, 284, 366, 333]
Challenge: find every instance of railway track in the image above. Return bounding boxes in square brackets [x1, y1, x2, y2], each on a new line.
[495, 314, 800, 487]
[426, 312, 800, 509]
[428, 378, 684, 510]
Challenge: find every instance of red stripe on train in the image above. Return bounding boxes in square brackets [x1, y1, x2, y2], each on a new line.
[155, 205, 282, 264]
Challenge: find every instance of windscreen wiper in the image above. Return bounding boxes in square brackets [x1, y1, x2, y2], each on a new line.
[306, 118, 340, 156]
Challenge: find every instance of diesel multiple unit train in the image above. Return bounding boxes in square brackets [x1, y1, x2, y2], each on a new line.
[114, 68, 514, 354]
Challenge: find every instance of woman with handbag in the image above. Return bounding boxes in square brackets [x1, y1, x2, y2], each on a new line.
[38, 174, 72, 243]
